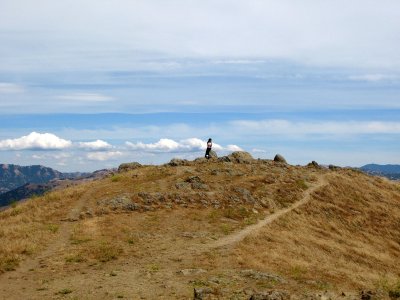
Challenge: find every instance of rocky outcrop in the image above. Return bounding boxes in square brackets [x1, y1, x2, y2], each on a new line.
[226, 151, 254, 164]
[273, 154, 287, 164]
[118, 162, 142, 172]
[97, 195, 141, 211]
[169, 158, 189, 166]
[307, 161, 320, 168]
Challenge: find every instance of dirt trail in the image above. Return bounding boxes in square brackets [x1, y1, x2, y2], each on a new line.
[9, 185, 96, 275]
[206, 174, 328, 249]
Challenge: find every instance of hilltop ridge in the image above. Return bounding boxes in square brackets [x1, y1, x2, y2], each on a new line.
[0, 152, 399, 299]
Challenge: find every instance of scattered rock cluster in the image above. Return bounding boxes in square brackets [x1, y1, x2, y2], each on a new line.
[118, 162, 142, 172]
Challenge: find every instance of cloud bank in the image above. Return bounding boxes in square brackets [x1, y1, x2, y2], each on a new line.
[78, 140, 112, 151]
[0, 132, 72, 150]
[1, 0, 400, 71]
[231, 120, 400, 136]
[125, 138, 242, 153]
[87, 151, 123, 161]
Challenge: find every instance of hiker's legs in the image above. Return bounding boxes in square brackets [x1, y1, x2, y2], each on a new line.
[205, 148, 211, 159]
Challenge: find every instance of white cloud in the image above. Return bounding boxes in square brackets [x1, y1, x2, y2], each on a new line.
[0, 82, 24, 93]
[231, 120, 400, 136]
[348, 74, 397, 82]
[86, 151, 123, 161]
[1, 1, 400, 70]
[78, 140, 112, 151]
[57, 93, 114, 102]
[251, 148, 268, 154]
[125, 138, 240, 153]
[0, 132, 72, 150]
[226, 144, 243, 152]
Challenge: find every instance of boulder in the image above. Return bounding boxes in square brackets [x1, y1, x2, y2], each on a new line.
[218, 156, 231, 162]
[184, 176, 209, 190]
[194, 287, 213, 300]
[307, 161, 320, 168]
[208, 150, 218, 159]
[328, 164, 340, 170]
[273, 154, 287, 164]
[227, 151, 254, 164]
[169, 158, 189, 166]
[118, 162, 142, 172]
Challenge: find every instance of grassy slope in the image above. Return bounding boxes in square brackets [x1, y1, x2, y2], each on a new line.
[0, 159, 399, 299]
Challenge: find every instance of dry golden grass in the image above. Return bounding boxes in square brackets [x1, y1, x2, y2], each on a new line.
[0, 184, 86, 272]
[233, 170, 400, 292]
[1, 159, 399, 299]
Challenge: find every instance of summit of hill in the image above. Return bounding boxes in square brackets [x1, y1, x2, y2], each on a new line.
[0, 152, 399, 299]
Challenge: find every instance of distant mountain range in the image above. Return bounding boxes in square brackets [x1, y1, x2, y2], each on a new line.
[0, 182, 57, 207]
[0, 164, 90, 207]
[360, 164, 400, 180]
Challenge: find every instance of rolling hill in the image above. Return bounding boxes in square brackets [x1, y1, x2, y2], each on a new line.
[0, 152, 399, 299]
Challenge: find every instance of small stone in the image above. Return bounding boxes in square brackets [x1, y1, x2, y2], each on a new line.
[240, 269, 285, 283]
[175, 182, 191, 190]
[250, 290, 289, 300]
[178, 269, 207, 276]
[194, 287, 213, 300]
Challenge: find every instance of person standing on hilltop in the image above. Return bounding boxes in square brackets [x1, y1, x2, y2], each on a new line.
[205, 138, 212, 159]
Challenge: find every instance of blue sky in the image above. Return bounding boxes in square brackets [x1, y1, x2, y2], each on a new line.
[0, 0, 399, 171]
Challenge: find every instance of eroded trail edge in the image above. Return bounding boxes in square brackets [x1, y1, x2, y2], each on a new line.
[206, 174, 328, 249]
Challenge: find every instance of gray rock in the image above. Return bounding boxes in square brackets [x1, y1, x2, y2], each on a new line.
[179, 268, 207, 276]
[185, 176, 203, 183]
[240, 270, 285, 283]
[249, 290, 289, 300]
[208, 150, 218, 159]
[273, 154, 287, 164]
[210, 169, 219, 175]
[191, 182, 209, 190]
[328, 164, 340, 170]
[169, 158, 189, 166]
[360, 291, 374, 300]
[97, 195, 140, 211]
[227, 151, 254, 164]
[185, 176, 209, 190]
[218, 156, 231, 162]
[118, 162, 142, 172]
[307, 161, 320, 168]
[175, 182, 191, 190]
[234, 187, 255, 203]
[194, 287, 213, 300]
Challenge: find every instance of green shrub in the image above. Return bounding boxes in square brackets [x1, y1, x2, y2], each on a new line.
[111, 175, 122, 182]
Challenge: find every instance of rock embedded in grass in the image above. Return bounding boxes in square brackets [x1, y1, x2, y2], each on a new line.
[273, 154, 287, 164]
[118, 162, 142, 172]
